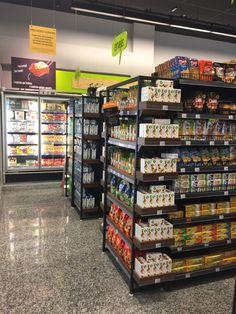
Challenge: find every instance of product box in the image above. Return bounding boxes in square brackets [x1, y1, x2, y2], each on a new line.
[137, 191, 151, 208]
[135, 257, 148, 278]
[141, 86, 156, 102]
[150, 185, 166, 193]
[156, 79, 174, 88]
[139, 124, 155, 138]
[140, 158, 158, 174]
[170, 124, 179, 138]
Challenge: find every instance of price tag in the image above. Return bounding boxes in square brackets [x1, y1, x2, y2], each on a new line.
[160, 141, 166, 146]
[219, 215, 224, 220]
[195, 114, 200, 119]
[210, 141, 215, 146]
[186, 141, 191, 146]
[155, 243, 161, 248]
[159, 176, 164, 181]
[162, 105, 168, 110]
[156, 210, 162, 215]
[182, 113, 187, 118]
[195, 167, 200, 172]
[127, 111, 130, 115]
[227, 239, 232, 244]
[180, 194, 186, 199]
[116, 256, 119, 262]
[204, 243, 209, 247]
[155, 278, 161, 284]
[185, 273, 191, 279]
[224, 191, 229, 196]
[224, 166, 229, 171]
[180, 168, 186, 173]
[229, 115, 233, 120]
[177, 247, 183, 252]
[215, 267, 220, 272]
[224, 141, 229, 146]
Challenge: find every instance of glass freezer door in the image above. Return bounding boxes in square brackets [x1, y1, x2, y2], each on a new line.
[40, 97, 67, 169]
[5, 95, 39, 171]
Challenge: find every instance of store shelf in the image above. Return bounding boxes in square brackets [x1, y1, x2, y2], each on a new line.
[42, 143, 66, 145]
[172, 213, 236, 226]
[107, 192, 133, 217]
[42, 132, 66, 135]
[8, 143, 38, 146]
[133, 237, 175, 251]
[178, 112, 236, 121]
[75, 134, 100, 140]
[74, 154, 100, 164]
[41, 121, 66, 124]
[74, 198, 99, 213]
[178, 165, 236, 174]
[83, 182, 100, 189]
[139, 101, 183, 113]
[108, 138, 136, 150]
[179, 78, 236, 89]
[108, 165, 134, 184]
[41, 110, 66, 114]
[7, 131, 37, 135]
[136, 171, 178, 182]
[106, 241, 130, 279]
[8, 108, 37, 113]
[135, 204, 177, 217]
[175, 189, 236, 200]
[181, 139, 236, 146]
[75, 113, 100, 118]
[138, 138, 181, 147]
[134, 271, 174, 287]
[42, 154, 65, 157]
[8, 119, 33, 122]
[8, 154, 38, 157]
[107, 216, 132, 246]
[171, 238, 236, 254]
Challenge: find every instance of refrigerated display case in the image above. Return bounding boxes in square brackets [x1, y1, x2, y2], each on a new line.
[2, 91, 71, 183]
[40, 97, 67, 169]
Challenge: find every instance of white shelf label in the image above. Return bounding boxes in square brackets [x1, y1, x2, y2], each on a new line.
[215, 267, 220, 272]
[155, 278, 161, 284]
[219, 215, 224, 220]
[204, 243, 209, 247]
[210, 141, 215, 146]
[224, 166, 229, 171]
[155, 243, 161, 248]
[224, 141, 229, 146]
[186, 141, 191, 146]
[156, 210, 162, 215]
[127, 111, 130, 115]
[229, 115, 233, 120]
[195, 167, 200, 172]
[227, 239, 232, 244]
[162, 105, 168, 110]
[180, 194, 186, 199]
[180, 168, 186, 173]
[224, 191, 229, 196]
[195, 114, 200, 119]
[160, 141, 166, 146]
[177, 247, 183, 252]
[116, 256, 119, 262]
[185, 273, 191, 278]
[159, 176, 164, 181]
[182, 113, 187, 118]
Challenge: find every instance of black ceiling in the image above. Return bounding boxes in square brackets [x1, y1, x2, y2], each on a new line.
[1, 0, 236, 28]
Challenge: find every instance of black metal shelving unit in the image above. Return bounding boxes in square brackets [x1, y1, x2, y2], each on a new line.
[102, 75, 236, 294]
[70, 96, 103, 219]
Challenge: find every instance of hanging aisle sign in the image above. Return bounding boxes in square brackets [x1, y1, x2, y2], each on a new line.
[112, 31, 128, 64]
[29, 25, 56, 55]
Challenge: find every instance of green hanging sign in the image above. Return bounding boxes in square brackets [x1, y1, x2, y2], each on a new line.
[112, 31, 128, 64]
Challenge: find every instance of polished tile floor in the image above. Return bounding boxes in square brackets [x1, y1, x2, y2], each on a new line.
[0, 184, 235, 314]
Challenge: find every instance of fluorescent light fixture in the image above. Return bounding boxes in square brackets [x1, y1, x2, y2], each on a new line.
[71, 7, 124, 18]
[170, 24, 211, 33]
[124, 16, 169, 26]
[171, 7, 178, 13]
[211, 31, 236, 38]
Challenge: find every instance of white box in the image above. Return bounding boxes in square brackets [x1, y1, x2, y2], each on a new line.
[150, 185, 166, 193]
[153, 119, 171, 125]
[141, 86, 156, 102]
[135, 223, 149, 242]
[135, 257, 148, 278]
[137, 191, 151, 208]
[156, 79, 174, 88]
[170, 124, 179, 138]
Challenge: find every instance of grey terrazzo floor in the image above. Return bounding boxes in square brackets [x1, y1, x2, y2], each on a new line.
[0, 184, 235, 314]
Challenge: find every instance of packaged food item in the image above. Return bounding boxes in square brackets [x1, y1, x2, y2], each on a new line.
[212, 63, 225, 82]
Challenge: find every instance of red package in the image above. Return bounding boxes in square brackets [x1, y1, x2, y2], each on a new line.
[199, 60, 213, 81]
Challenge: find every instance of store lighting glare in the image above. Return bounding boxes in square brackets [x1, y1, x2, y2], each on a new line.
[170, 24, 211, 33]
[71, 6, 236, 39]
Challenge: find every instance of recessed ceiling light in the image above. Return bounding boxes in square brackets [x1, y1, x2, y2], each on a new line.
[171, 7, 178, 12]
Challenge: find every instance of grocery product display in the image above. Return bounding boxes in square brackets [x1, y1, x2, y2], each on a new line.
[68, 96, 103, 219]
[102, 75, 236, 293]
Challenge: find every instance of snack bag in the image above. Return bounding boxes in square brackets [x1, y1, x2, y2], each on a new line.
[224, 64, 236, 84]
[205, 119, 218, 140]
[212, 63, 225, 81]
[199, 60, 213, 81]
[183, 120, 195, 140]
[189, 58, 199, 80]
[201, 148, 211, 166]
[195, 120, 206, 140]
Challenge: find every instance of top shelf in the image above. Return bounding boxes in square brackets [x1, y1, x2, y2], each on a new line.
[119, 102, 183, 116]
[178, 112, 236, 121]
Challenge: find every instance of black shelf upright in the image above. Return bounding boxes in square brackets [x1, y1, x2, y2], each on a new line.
[102, 75, 236, 294]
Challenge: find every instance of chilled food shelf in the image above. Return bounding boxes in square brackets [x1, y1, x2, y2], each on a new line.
[41, 110, 66, 114]
[74, 134, 101, 140]
[75, 113, 101, 119]
[8, 132, 38, 135]
[41, 121, 66, 124]
[8, 154, 38, 157]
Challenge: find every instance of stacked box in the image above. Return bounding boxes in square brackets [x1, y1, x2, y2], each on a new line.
[135, 219, 173, 242]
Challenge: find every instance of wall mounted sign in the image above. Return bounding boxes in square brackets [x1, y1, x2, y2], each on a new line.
[112, 31, 128, 64]
[11, 57, 56, 90]
[29, 25, 56, 55]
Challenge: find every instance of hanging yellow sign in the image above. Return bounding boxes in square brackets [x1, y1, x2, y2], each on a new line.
[29, 25, 56, 55]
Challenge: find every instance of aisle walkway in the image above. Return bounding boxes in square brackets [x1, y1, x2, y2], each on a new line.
[0, 185, 234, 314]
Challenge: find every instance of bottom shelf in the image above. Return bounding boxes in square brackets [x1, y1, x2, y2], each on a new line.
[74, 199, 99, 214]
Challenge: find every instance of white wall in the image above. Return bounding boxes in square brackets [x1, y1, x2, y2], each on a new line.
[0, 2, 236, 89]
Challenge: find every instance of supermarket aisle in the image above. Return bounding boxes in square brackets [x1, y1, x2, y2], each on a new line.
[0, 185, 234, 314]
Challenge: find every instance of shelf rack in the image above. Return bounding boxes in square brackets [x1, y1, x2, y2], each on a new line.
[70, 96, 103, 219]
[102, 75, 236, 294]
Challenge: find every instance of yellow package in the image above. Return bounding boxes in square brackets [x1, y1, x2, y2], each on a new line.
[230, 207, 236, 213]
[169, 211, 184, 219]
[216, 223, 228, 229]
[204, 260, 221, 269]
[204, 254, 222, 264]
[186, 257, 203, 266]
[202, 209, 214, 216]
[230, 232, 236, 239]
[217, 202, 230, 209]
[201, 203, 211, 210]
[174, 228, 185, 236]
[186, 264, 203, 272]
[216, 234, 228, 241]
[172, 259, 186, 268]
[187, 226, 202, 234]
[230, 197, 236, 202]
[186, 210, 201, 218]
[221, 256, 236, 265]
[202, 224, 215, 232]
[172, 266, 186, 273]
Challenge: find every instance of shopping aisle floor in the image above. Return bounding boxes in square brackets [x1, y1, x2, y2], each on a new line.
[0, 185, 234, 314]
